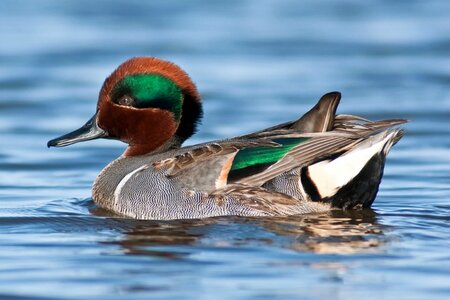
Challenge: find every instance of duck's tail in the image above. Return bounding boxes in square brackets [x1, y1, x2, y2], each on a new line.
[249, 91, 406, 209]
[303, 129, 404, 209]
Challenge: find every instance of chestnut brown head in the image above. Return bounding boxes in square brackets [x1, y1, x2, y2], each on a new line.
[48, 57, 203, 156]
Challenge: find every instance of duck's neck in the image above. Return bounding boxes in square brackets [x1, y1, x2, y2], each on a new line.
[124, 135, 183, 157]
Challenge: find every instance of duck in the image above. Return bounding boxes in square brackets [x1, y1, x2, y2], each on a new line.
[48, 57, 406, 220]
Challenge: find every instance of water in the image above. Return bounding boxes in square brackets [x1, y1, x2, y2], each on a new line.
[1, 0, 449, 299]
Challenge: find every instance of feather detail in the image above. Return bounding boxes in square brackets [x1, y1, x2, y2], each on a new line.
[307, 130, 400, 198]
[152, 140, 279, 176]
[216, 153, 237, 188]
[210, 184, 330, 215]
[235, 135, 358, 186]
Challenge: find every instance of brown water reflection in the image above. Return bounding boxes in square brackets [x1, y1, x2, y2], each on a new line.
[101, 209, 386, 257]
[256, 210, 384, 254]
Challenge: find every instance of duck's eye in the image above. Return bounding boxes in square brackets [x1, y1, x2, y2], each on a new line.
[116, 95, 135, 106]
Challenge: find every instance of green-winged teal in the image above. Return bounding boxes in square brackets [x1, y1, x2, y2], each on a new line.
[48, 57, 406, 220]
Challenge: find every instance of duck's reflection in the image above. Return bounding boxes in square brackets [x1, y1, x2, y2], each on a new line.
[254, 209, 384, 254]
[94, 208, 385, 257]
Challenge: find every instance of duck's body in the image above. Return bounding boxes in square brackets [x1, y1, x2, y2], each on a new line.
[48, 57, 405, 220]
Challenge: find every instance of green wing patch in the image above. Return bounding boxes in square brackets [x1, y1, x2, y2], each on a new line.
[228, 138, 309, 182]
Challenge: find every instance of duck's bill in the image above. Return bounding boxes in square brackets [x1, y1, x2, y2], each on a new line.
[47, 114, 108, 148]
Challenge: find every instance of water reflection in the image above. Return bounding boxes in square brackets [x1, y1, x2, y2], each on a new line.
[108, 221, 204, 259]
[256, 210, 385, 254]
[102, 209, 385, 257]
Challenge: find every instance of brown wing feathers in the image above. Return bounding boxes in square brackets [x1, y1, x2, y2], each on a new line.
[151, 91, 406, 193]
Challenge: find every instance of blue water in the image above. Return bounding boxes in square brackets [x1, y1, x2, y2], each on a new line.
[1, 0, 450, 299]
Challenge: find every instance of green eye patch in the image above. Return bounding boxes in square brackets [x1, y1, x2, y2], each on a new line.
[112, 74, 183, 121]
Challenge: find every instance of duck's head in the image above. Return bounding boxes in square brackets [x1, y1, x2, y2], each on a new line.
[48, 57, 202, 156]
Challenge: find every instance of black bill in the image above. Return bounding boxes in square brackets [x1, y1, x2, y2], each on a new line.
[47, 114, 108, 147]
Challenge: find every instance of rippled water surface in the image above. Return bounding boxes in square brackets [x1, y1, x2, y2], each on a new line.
[1, 1, 450, 299]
